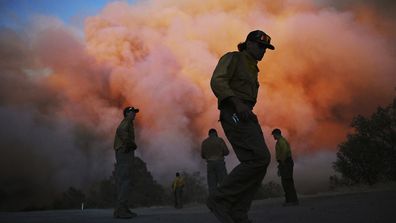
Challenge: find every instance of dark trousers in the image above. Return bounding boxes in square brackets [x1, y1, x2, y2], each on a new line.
[279, 158, 298, 203]
[174, 188, 183, 208]
[213, 109, 270, 221]
[207, 160, 228, 195]
[115, 149, 134, 209]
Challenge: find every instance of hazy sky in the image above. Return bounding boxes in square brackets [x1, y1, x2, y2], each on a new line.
[0, 0, 136, 28]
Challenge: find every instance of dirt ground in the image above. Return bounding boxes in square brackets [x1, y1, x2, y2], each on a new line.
[1, 189, 395, 223]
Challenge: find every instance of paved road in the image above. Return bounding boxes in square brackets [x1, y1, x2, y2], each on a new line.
[1, 190, 395, 223]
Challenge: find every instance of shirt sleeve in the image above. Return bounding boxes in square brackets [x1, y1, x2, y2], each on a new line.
[172, 180, 176, 191]
[210, 52, 238, 103]
[201, 141, 206, 159]
[220, 138, 230, 156]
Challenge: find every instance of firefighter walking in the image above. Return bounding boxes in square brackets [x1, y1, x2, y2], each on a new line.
[208, 30, 275, 223]
[201, 128, 230, 195]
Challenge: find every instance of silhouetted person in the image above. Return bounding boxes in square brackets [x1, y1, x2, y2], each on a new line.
[271, 128, 298, 206]
[201, 128, 230, 195]
[208, 30, 274, 223]
[113, 106, 139, 219]
[172, 172, 185, 209]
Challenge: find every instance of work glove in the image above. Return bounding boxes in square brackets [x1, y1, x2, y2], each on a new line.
[123, 142, 137, 153]
[229, 97, 253, 122]
[129, 142, 138, 151]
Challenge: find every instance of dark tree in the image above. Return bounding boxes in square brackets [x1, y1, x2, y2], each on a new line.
[180, 171, 207, 204]
[127, 157, 166, 207]
[86, 175, 116, 208]
[333, 96, 396, 184]
[71, 157, 167, 209]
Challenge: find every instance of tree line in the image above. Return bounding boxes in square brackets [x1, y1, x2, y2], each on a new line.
[49, 157, 282, 210]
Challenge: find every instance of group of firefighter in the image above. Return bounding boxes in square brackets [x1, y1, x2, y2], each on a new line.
[113, 30, 298, 223]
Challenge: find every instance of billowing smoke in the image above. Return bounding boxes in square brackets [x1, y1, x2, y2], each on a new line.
[0, 0, 395, 209]
[0, 20, 117, 209]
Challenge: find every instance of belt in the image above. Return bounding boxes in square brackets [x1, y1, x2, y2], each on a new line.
[219, 99, 255, 111]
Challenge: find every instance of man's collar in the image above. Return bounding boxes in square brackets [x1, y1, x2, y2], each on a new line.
[242, 50, 258, 65]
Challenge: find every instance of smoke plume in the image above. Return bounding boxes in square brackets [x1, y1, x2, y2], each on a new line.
[0, 0, 395, 209]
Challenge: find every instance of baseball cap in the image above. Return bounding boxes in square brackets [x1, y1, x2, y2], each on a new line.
[246, 30, 275, 50]
[123, 106, 139, 117]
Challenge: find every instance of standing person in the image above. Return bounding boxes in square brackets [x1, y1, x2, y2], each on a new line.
[172, 172, 185, 209]
[208, 30, 274, 223]
[113, 106, 139, 219]
[201, 128, 230, 195]
[271, 128, 298, 206]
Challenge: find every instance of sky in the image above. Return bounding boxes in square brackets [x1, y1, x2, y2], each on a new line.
[0, 0, 120, 27]
[0, 0, 395, 210]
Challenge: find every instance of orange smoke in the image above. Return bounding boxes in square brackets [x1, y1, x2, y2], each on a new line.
[1, 0, 395, 188]
[83, 0, 395, 159]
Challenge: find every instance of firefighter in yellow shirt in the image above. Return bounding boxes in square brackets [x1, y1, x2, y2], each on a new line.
[172, 172, 185, 209]
[208, 30, 274, 223]
[272, 128, 298, 206]
[201, 128, 230, 195]
[113, 106, 139, 218]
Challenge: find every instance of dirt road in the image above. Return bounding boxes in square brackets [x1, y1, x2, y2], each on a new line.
[1, 189, 395, 223]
